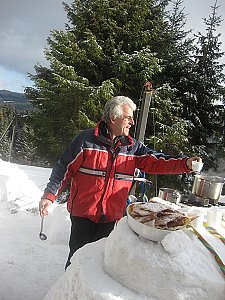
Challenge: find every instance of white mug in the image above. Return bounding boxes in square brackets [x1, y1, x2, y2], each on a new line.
[192, 161, 204, 172]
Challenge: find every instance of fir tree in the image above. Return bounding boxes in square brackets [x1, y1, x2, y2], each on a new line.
[144, 0, 193, 156]
[183, 0, 225, 165]
[25, 0, 172, 162]
[0, 105, 16, 161]
[157, 0, 195, 87]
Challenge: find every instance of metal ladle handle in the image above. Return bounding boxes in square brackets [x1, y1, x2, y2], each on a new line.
[39, 216, 47, 240]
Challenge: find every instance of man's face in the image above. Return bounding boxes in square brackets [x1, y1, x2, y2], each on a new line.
[110, 104, 135, 137]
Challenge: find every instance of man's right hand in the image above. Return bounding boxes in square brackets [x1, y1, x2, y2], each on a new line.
[39, 198, 52, 217]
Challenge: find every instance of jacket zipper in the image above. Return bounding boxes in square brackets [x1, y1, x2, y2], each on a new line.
[98, 146, 116, 222]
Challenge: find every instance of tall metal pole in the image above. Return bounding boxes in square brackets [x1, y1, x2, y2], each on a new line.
[135, 82, 153, 142]
[136, 83, 158, 197]
[130, 83, 153, 199]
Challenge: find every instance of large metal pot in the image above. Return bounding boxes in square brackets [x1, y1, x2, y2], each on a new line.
[192, 175, 224, 202]
[158, 188, 182, 204]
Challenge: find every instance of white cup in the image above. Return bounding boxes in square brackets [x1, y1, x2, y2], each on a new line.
[192, 161, 204, 172]
[207, 208, 223, 227]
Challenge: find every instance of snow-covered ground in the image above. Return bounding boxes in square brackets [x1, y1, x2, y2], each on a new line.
[0, 159, 225, 300]
[0, 160, 70, 300]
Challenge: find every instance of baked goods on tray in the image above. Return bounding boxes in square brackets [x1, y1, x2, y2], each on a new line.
[128, 197, 191, 230]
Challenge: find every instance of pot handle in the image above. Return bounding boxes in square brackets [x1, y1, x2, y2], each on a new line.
[172, 191, 181, 199]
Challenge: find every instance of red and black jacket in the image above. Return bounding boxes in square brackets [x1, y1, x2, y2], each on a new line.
[42, 120, 191, 223]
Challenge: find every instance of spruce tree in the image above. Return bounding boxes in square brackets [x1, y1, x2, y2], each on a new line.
[25, 0, 172, 163]
[14, 116, 47, 166]
[0, 105, 15, 161]
[145, 0, 193, 155]
[157, 0, 195, 87]
[183, 0, 225, 165]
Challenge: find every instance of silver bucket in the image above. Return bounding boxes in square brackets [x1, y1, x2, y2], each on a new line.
[192, 175, 224, 202]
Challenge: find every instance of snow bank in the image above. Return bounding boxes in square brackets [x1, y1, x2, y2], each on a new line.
[43, 218, 225, 300]
[0, 159, 42, 212]
[104, 218, 225, 300]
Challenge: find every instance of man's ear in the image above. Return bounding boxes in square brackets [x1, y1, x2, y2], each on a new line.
[110, 116, 116, 124]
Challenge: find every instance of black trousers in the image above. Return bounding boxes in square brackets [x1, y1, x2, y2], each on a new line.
[65, 215, 116, 269]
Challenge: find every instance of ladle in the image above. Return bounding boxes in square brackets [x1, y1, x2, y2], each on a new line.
[39, 216, 47, 240]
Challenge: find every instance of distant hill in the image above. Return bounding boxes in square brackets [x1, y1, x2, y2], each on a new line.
[0, 90, 32, 111]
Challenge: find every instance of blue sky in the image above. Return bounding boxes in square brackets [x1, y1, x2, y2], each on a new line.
[0, 0, 224, 93]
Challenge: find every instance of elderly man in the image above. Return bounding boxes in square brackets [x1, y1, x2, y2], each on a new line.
[39, 96, 200, 269]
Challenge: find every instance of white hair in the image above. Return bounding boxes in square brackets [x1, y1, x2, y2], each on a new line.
[102, 96, 136, 123]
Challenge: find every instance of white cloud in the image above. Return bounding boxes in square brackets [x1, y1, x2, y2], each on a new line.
[0, 66, 32, 92]
[0, 0, 70, 74]
[0, 0, 224, 92]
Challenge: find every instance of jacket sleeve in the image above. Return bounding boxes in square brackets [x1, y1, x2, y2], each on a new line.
[134, 141, 191, 174]
[41, 133, 84, 202]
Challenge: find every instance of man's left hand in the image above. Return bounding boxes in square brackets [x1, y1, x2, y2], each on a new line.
[186, 157, 202, 170]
